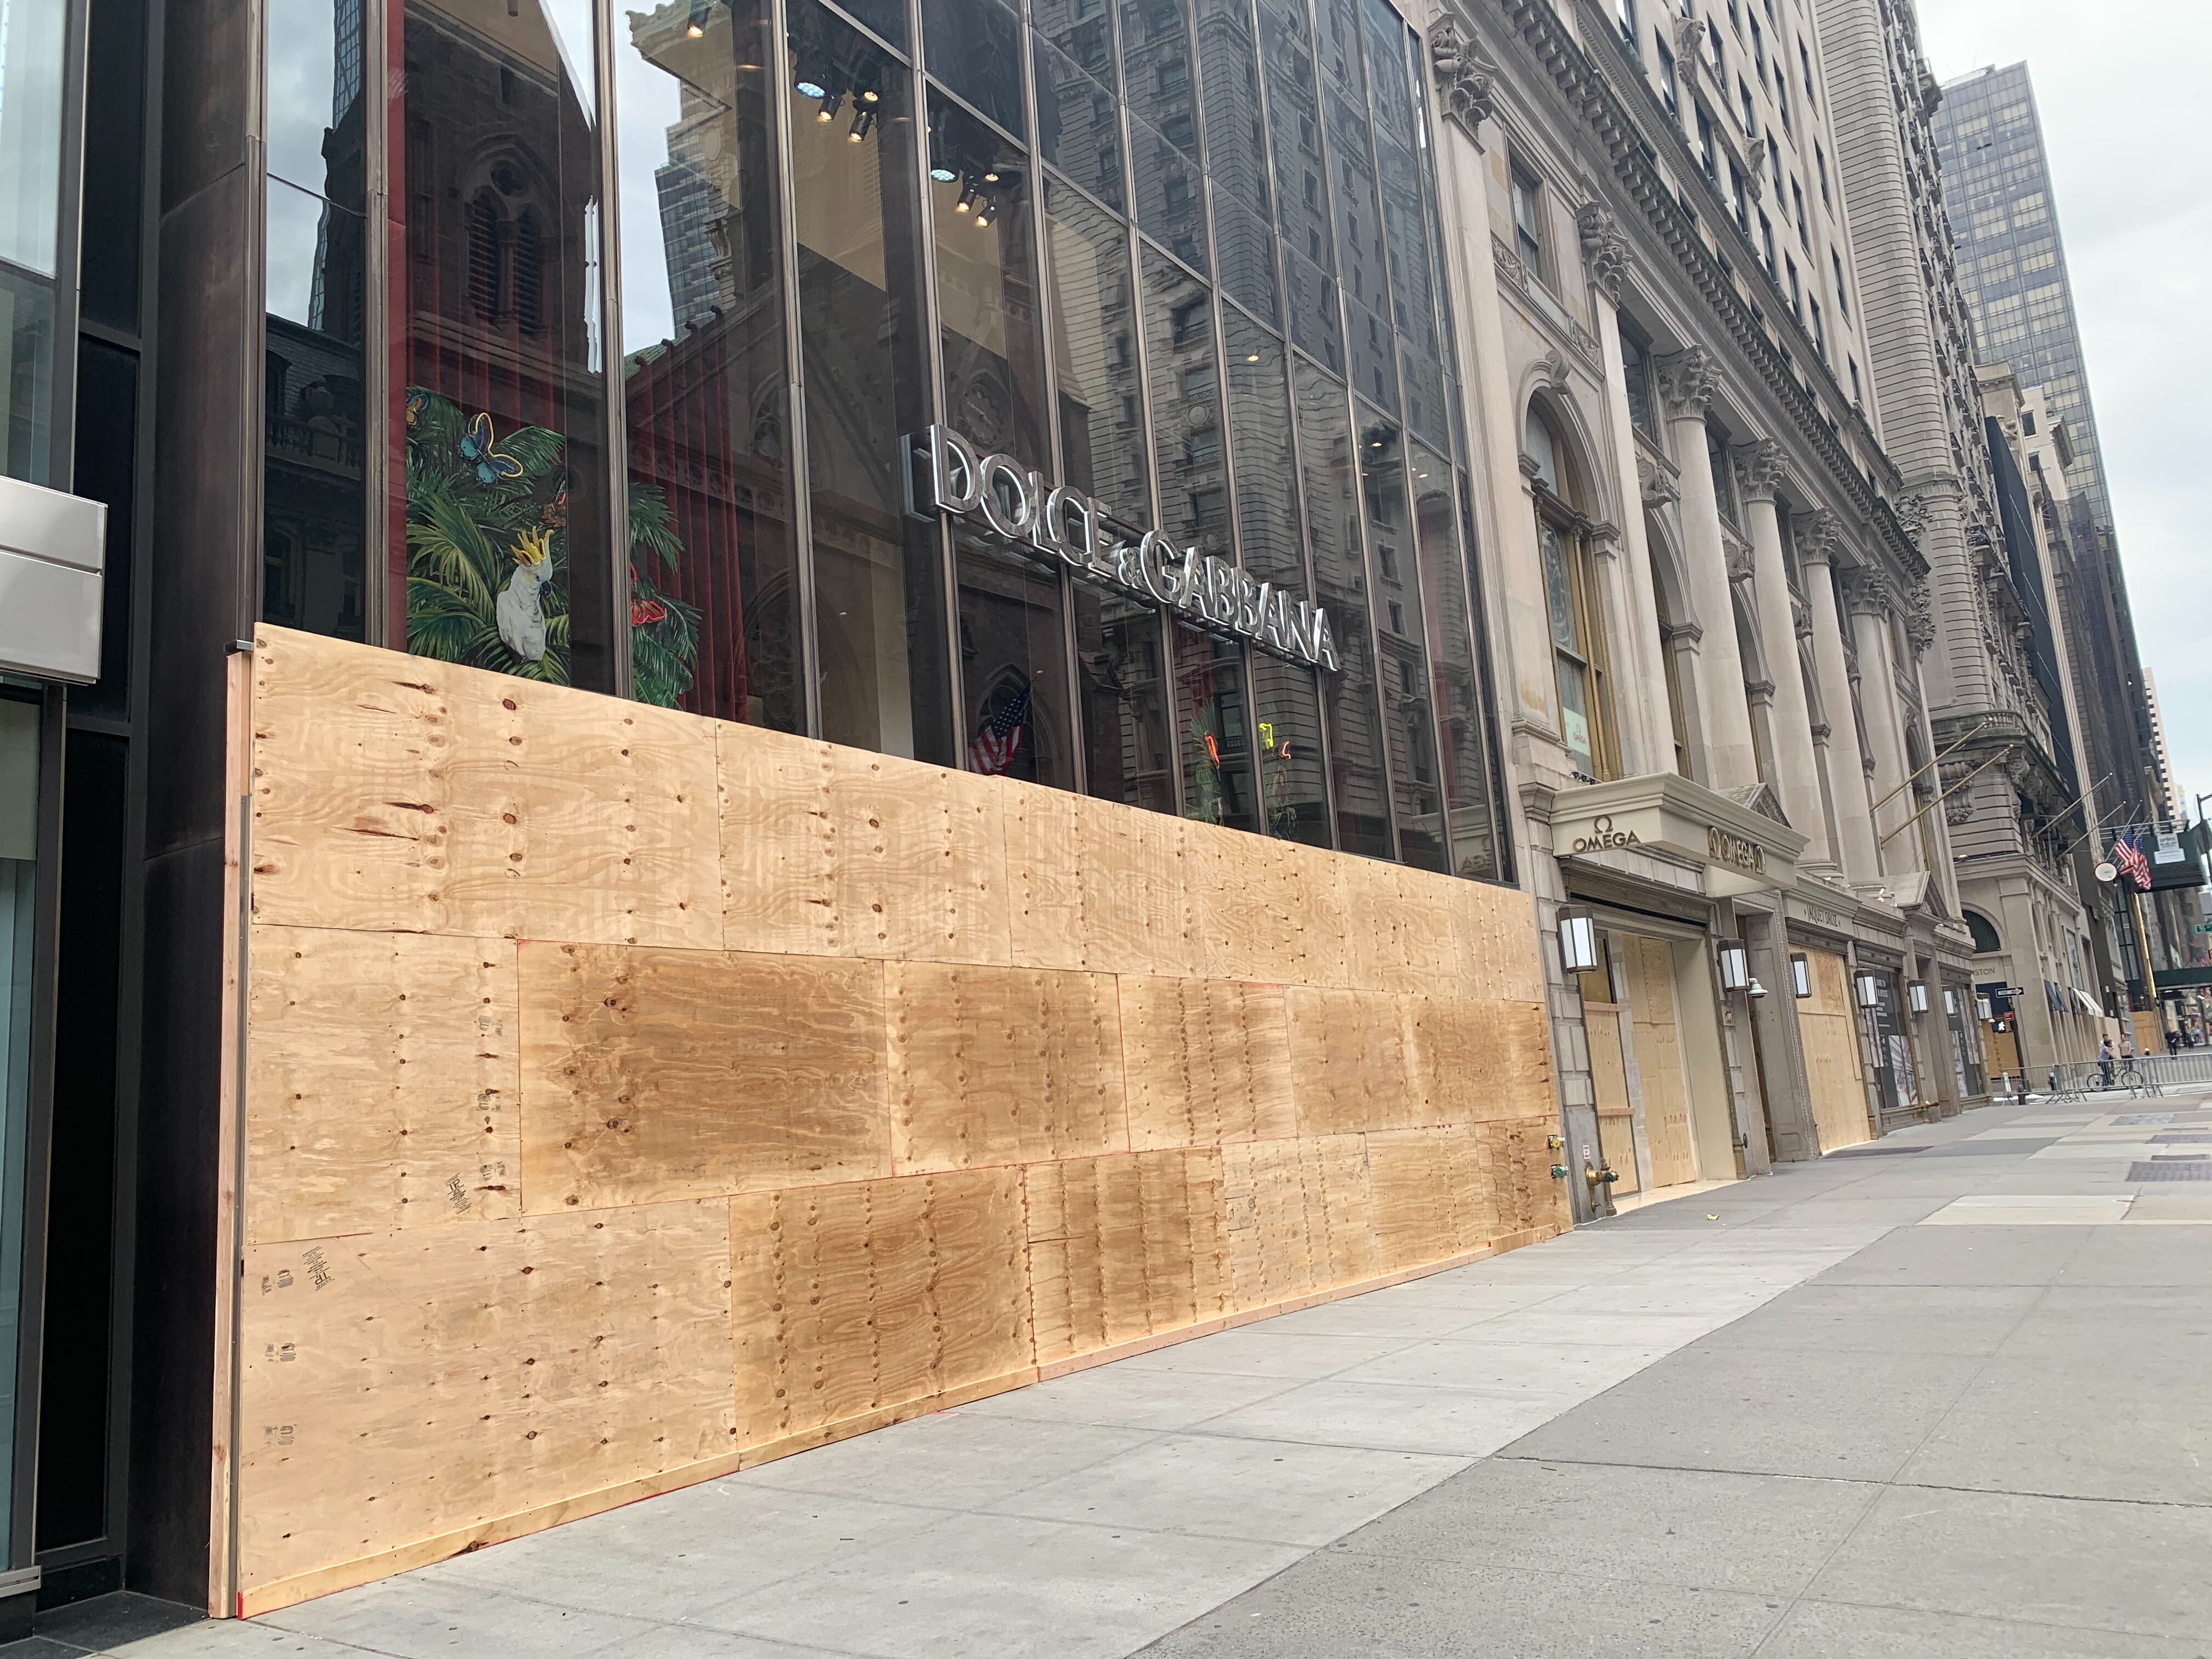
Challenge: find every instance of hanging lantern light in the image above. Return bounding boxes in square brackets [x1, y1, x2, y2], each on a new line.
[1558, 906, 1599, 976]
[1717, 939, 1750, 992]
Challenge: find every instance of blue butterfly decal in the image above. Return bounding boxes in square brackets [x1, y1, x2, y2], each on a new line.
[459, 411, 527, 487]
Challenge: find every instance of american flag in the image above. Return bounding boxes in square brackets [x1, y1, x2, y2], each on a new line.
[969, 682, 1030, 776]
[2113, 830, 2152, 891]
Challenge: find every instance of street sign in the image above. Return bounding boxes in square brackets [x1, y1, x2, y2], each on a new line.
[2002, 985, 2025, 998]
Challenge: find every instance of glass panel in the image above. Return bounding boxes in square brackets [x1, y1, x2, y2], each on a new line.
[0, 0, 66, 274]
[1539, 521, 1579, 654]
[1311, 0, 1362, 95]
[71, 338, 137, 716]
[1074, 587, 1174, 811]
[1409, 439, 1500, 879]
[1172, 623, 1255, 828]
[826, 0, 906, 50]
[1279, 241, 1340, 374]
[0, 263, 55, 485]
[1248, 654, 1329, 844]
[929, 90, 1049, 469]
[1197, 0, 1270, 221]
[1034, 37, 1124, 211]
[265, 176, 367, 641]
[956, 529, 1075, 788]
[1356, 0, 1411, 134]
[921, 0, 1022, 132]
[1556, 653, 1593, 775]
[1293, 359, 1389, 857]
[1263, 61, 1330, 277]
[1119, 0, 1198, 160]
[267, 0, 368, 207]
[400, 0, 612, 687]
[1210, 193, 1277, 328]
[1141, 243, 1227, 555]
[1325, 88, 1383, 311]
[614, 0, 800, 724]
[1043, 178, 1148, 509]
[1358, 414, 1443, 870]
[1034, 0, 1115, 84]
[792, 0, 951, 761]
[1220, 308, 1299, 590]
[80, 0, 149, 331]
[1344, 292, 1395, 411]
[0, 698, 37, 1566]
[1130, 114, 1207, 273]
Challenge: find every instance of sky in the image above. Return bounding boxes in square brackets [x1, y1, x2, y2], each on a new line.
[1915, 0, 2212, 823]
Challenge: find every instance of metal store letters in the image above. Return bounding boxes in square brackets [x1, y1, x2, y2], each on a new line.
[909, 425, 1340, 672]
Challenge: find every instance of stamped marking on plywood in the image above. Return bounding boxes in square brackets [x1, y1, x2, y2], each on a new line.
[302, 1247, 332, 1290]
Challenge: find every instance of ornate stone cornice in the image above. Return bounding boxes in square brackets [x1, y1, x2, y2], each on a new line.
[1892, 492, 1931, 550]
[1905, 580, 1934, 653]
[1840, 567, 1893, 619]
[1637, 454, 1679, 508]
[1430, 16, 1500, 139]
[1576, 202, 1629, 301]
[1652, 347, 1716, 420]
[1731, 438, 1785, 503]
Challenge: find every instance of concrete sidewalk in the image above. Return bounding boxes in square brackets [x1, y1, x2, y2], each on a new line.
[19, 1092, 2212, 1657]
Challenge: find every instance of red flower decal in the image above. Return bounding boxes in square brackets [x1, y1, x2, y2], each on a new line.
[630, 597, 668, 627]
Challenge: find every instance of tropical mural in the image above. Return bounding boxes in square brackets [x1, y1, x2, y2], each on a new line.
[403, 389, 702, 706]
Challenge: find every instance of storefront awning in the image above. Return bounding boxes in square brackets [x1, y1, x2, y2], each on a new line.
[2072, 987, 2104, 1017]
[1550, 773, 1809, 897]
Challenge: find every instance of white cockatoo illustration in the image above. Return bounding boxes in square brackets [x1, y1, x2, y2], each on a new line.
[495, 527, 554, 663]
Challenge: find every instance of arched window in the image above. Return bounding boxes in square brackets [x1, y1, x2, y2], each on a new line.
[1526, 405, 1616, 781]
[512, 209, 544, 336]
[466, 192, 504, 323]
[1963, 909, 2002, 955]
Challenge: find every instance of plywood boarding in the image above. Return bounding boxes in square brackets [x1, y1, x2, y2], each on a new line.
[1584, 1005, 1640, 1197]
[234, 628, 1568, 1610]
[1799, 949, 1872, 1153]
[250, 629, 719, 947]
[1626, 935, 1699, 1188]
[885, 962, 1126, 1172]
[730, 1170, 1031, 1445]
[235, 1199, 736, 1596]
[246, 926, 521, 1243]
[519, 942, 890, 1211]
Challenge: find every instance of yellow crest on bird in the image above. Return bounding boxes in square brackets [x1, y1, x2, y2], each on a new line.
[511, 526, 551, 567]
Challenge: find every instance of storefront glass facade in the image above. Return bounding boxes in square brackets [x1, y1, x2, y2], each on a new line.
[257, 0, 1510, 877]
[0, 696, 40, 1566]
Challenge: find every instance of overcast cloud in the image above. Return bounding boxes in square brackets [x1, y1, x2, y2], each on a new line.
[1912, 0, 2211, 822]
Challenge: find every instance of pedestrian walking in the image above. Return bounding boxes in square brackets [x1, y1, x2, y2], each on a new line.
[2166, 1027, 2181, 1056]
[2099, 1036, 2115, 1088]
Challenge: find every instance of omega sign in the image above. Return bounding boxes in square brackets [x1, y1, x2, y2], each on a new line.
[1707, 825, 1765, 874]
[909, 425, 1340, 671]
[1570, 814, 1641, 854]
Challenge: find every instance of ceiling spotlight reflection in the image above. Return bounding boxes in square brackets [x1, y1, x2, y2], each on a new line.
[862, 88, 879, 101]
[955, 184, 975, 212]
[982, 171, 1000, 182]
[929, 166, 958, 181]
[795, 79, 826, 98]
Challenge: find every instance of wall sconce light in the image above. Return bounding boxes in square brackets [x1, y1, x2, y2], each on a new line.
[1558, 906, 1599, 976]
[1855, 971, 1882, 1009]
[1717, 939, 1750, 992]
[1944, 986, 1959, 1017]
[1976, 994, 1994, 1022]
[1790, 953, 1812, 998]
[1907, 980, 1931, 1015]
[1748, 978, 1769, 1000]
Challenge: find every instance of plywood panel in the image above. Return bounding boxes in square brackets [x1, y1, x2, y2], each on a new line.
[1080, 800, 1201, 977]
[1190, 825, 1313, 984]
[719, 724, 839, 957]
[250, 628, 720, 947]
[1626, 935, 1698, 1188]
[1287, 986, 1424, 1135]
[520, 943, 889, 1211]
[1452, 882, 1543, 1005]
[1004, 785, 1085, 971]
[1279, 840, 1352, 988]
[1312, 1133, 1383, 1286]
[730, 1170, 1030, 1447]
[1119, 975, 1295, 1150]
[1024, 1152, 1228, 1365]
[1220, 1139, 1323, 1311]
[1585, 1004, 1640, 1197]
[1799, 949, 1871, 1153]
[884, 962, 1126, 1173]
[830, 749, 1010, 965]
[236, 1200, 735, 1594]
[246, 927, 520, 1243]
[1409, 997, 1553, 1125]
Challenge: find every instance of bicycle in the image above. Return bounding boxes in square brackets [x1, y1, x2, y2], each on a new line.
[2116, 1060, 2163, 1098]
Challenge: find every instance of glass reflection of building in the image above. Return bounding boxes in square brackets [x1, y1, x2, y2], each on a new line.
[255, 0, 1510, 876]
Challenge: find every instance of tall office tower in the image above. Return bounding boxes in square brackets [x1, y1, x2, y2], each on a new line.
[1814, 0, 2098, 1073]
[1931, 65, 2160, 824]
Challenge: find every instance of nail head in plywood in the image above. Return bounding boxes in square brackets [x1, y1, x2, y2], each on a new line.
[235, 1199, 736, 1596]
[1119, 975, 1295, 1150]
[245, 926, 521, 1244]
[729, 1169, 1030, 1448]
[1078, 799, 1200, 977]
[884, 962, 1127, 1174]
[1005, 785, 1085, 971]
[719, 721, 839, 957]
[521, 943, 890, 1211]
[1022, 1150, 1228, 1367]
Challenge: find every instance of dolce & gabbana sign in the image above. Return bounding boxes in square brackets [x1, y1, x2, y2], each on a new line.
[907, 425, 1340, 671]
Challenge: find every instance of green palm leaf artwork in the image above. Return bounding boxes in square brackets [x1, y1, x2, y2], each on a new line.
[403, 388, 702, 706]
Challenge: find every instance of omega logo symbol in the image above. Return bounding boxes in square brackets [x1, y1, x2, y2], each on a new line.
[1571, 814, 1643, 855]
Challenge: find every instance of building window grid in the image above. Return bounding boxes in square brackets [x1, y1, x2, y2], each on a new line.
[293, 0, 1510, 879]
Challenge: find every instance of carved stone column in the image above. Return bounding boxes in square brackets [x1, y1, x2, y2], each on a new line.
[1843, 568, 1918, 876]
[1733, 441, 1829, 864]
[1654, 348, 1758, 791]
[1799, 514, 1878, 883]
